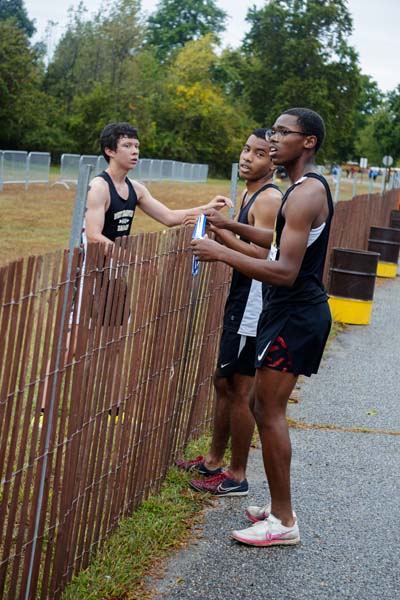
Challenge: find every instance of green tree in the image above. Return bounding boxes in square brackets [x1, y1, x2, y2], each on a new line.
[153, 35, 255, 174]
[44, 0, 152, 152]
[0, 0, 35, 36]
[241, 0, 361, 162]
[0, 20, 49, 148]
[45, 0, 145, 109]
[356, 86, 400, 166]
[147, 0, 227, 61]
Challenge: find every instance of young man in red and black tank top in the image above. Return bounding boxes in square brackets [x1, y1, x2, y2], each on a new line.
[176, 130, 281, 496]
[192, 108, 334, 546]
[84, 123, 232, 246]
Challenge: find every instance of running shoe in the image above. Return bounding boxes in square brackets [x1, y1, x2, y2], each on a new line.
[189, 471, 248, 496]
[175, 456, 223, 477]
[231, 514, 300, 547]
[245, 504, 296, 523]
[245, 503, 271, 523]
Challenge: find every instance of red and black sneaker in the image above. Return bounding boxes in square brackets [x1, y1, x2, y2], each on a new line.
[175, 456, 223, 477]
[189, 471, 248, 496]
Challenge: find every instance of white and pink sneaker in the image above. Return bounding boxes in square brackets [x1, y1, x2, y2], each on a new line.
[245, 503, 271, 523]
[232, 514, 300, 547]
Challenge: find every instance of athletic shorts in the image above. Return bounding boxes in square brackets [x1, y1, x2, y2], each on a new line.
[216, 329, 256, 378]
[255, 301, 331, 377]
[262, 335, 293, 373]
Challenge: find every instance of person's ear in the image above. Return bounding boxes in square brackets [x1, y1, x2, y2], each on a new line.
[105, 146, 115, 159]
[304, 135, 317, 150]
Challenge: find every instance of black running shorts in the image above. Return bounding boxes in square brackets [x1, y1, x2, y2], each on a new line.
[216, 329, 256, 378]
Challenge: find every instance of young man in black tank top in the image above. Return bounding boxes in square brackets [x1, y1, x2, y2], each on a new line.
[176, 129, 281, 497]
[85, 123, 232, 245]
[192, 108, 333, 546]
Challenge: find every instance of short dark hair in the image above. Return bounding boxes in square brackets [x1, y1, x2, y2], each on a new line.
[100, 123, 139, 162]
[252, 128, 269, 140]
[282, 108, 326, 152]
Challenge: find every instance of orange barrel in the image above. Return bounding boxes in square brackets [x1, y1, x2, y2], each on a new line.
[368, 226, 400, 278]
[327, 248, 379, 325]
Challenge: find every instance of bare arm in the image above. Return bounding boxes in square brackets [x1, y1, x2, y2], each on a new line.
[212, 187, 281, 258]
[133, 180, 232, 227]
[193, 183, 324, 286]
[85, 178, 113, 246]
[204, 208, 274, 249]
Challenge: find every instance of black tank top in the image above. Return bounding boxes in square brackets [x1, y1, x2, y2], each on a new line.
[264, 172, 334, 307]
[98, 171, 138, 241]
[223, 182, 281, 331]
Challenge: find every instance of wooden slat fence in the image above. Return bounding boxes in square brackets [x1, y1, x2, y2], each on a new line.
[0, 227, 230, 599]
[0, 187, 399, 599]
[323, 189, 400, 283]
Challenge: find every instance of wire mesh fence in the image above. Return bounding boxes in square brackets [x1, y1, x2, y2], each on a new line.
[0, 151, 51, 191]
[0, 152, 208, 191]
[57, 156, 209, 188]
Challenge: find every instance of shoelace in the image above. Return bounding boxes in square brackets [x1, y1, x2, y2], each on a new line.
[200, 472, 227, 489]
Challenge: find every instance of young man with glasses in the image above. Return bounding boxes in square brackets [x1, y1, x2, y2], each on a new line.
[176, 129, 281, 496]
[192, 108, 334, 546]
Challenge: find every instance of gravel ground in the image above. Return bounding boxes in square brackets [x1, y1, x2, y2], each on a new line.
[147, 277, 400, 600]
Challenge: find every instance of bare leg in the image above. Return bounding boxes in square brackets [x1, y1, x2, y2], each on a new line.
[228, 373, 255, 482]
[203, 371, 233, 470]
[205, 371, 255, 482]
[253, 367, 298, 527]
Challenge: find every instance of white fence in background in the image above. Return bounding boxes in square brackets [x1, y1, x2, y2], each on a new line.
[0, 151, 51, 190]
[332, 167, 400, 202]
[0, 151, 209, 190]
[56, 154, 208, 187]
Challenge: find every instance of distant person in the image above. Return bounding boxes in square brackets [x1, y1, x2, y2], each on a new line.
[191, 107, 334, 547]
[176, 129, 282, 496]
[84, 122, 232, 246]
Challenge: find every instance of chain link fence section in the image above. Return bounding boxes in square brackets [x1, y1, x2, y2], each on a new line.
[26, 152, 51, 188]
[0, 151, 51, 190]
[1, 151, 209, 190]
[55, 154, 80, 188]
[0, 150, 27, 190]
[56, 156, 209, 187]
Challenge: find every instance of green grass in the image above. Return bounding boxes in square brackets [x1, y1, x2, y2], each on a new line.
[61, 435, 218, 600]
[0, 175, 380, 266]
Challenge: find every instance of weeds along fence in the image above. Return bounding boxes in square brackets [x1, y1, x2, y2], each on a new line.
[0, 230, 230, 599]
[323, 188, 400, 282]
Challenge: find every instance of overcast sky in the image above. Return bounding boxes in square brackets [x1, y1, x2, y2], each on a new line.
[24, 0, 400, 93]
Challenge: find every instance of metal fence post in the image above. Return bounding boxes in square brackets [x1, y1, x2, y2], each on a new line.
[334, 168, 342, 203]
[380, 169, 387, 195]
[0, 152, 3, 191]
[229, 163, 239, 218]
[24, 164, 92, 600]
[368, 176, 374, 197]
[352, 172, 358, 198]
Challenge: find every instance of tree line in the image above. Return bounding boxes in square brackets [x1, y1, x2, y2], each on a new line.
[1, 0, 399, 175]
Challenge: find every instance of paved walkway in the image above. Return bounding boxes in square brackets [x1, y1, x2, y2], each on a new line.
[148, 277, 400, 600]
